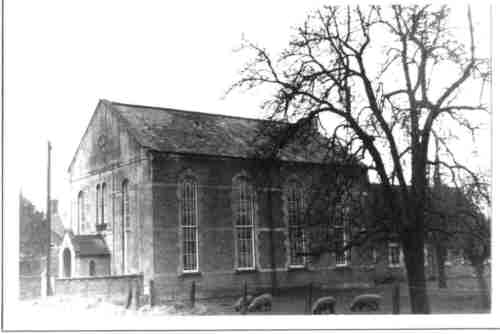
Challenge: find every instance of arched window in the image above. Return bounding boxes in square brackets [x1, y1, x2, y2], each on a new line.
[287, 180, 306, 267]
[63, 248, 72, 278]
[96, 184, 100, 226]
[334, 205, 350, 266]
[180, 177, 198, 272]
[77, 191, 85, 234]
[89, 260, 96, 276]
[101, 183, 106, 226]
[235, 177, 255, 269]
[121, 180, 130, 273]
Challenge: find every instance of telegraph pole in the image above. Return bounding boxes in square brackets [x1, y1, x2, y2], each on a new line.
[46, 141, 53, 296]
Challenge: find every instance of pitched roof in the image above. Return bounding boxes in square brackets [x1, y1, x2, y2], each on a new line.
[107, 100, 330, 163]
[71, 234, 110, 257]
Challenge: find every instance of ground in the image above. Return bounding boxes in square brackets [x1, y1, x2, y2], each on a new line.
[15, 276, 488, 323]
[211, 276, 489, 315]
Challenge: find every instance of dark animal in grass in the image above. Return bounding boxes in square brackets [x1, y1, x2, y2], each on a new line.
[349, 294, 382, 312]
[248, 293, 272, 312]
[233, 294, 254, 312]
[311, 296, 336, 314]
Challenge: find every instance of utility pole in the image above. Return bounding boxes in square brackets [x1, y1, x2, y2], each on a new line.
[46, 141, 53, 296]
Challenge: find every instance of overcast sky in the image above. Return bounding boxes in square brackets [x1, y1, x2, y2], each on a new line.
[5, 1, 491, 215]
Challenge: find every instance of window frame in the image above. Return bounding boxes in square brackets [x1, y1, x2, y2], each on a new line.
[234, 177, 256, 271]
[388, 242, 402, 268]
[333, 206, 349, 267]
[286, 180, 306, 268]
[121, 180, 130, 274]
[101, 182, 106, 226]
[77, 191, 85, 234]
[180, 177, 199, 273]
[96, 184, 100, 227]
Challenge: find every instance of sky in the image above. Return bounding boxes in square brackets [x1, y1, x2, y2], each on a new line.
[5, 1, 492, 216]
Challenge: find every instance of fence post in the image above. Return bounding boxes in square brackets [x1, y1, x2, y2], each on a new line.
[134, 279, 141, 309]
[305, 282, 313, 313]
[392, 282, 400, 314]
[149, 279, 155, 307]
[241, 280, 248, 315]
[125, 281, 133, 309]
[190, 280, 196, 308]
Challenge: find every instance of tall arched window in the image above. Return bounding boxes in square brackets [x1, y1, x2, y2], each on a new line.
[333, 205, 349, 266]
[101, 183, 106, 226]
[96, 184, 100, 227]
[287, 180, 306, 267]
[121, 180, 130, 273]
[180, 177, 198, 272]
[77, 191, 85, 234]
[235, 177, 255, 269]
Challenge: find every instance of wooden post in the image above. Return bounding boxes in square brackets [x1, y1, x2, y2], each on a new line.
[133, 280, 141, 309]
[149, 279, 155, 307]
[305, 282, 313, 313]
[392, 282, 400, 314]
[241, 281, 248, 315]
[308, 282, 313, 313]
[125, 281, 133, 309]
[190, 281, 196, 308]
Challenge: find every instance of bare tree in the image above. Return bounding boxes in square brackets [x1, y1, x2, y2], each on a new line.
[230, 5, 490, 313]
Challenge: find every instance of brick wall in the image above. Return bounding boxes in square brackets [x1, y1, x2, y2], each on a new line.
[54, 274, 143, 303]
[152, 267, 373, 302]
[75, 256, 111, 277]
[19, 275, 42, 300]
[150, 153, 374, 299]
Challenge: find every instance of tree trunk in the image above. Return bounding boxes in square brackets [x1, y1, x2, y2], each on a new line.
[435, 244, 447, 288]
[473, 262, 490, 310]
[402, 226, 431, 314]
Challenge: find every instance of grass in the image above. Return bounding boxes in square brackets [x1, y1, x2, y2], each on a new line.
[208, 276, 490, 315]
[16, 276, 489, 320]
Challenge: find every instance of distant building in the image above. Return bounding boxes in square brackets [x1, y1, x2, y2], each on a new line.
[19, 196, 64, 299]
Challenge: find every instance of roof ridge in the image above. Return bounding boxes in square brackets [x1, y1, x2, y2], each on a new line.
[109, 100, 283, 124]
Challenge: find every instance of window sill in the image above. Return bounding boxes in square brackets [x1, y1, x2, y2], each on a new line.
[334, 264, 351, 269]
[235, 268, 258, 274]
[287, 265, 309, 272]
[178, 271, 202, 278]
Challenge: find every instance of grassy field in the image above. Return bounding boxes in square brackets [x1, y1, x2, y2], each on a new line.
[205, 276, 490, 315]
[16, 276, 489, 320]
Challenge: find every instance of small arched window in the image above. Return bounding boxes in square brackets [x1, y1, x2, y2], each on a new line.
[63, 248, 72, 278]
[287, 180, 306, 267]
[235, 176, 255, 269]
[77, 191, 85, 234]
[180, 177, 198, 272]
[89, 260, 96, 276]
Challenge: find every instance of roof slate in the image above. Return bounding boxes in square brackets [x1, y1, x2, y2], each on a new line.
[108, 101, 329, 163]
[72, 234, 110, 257]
